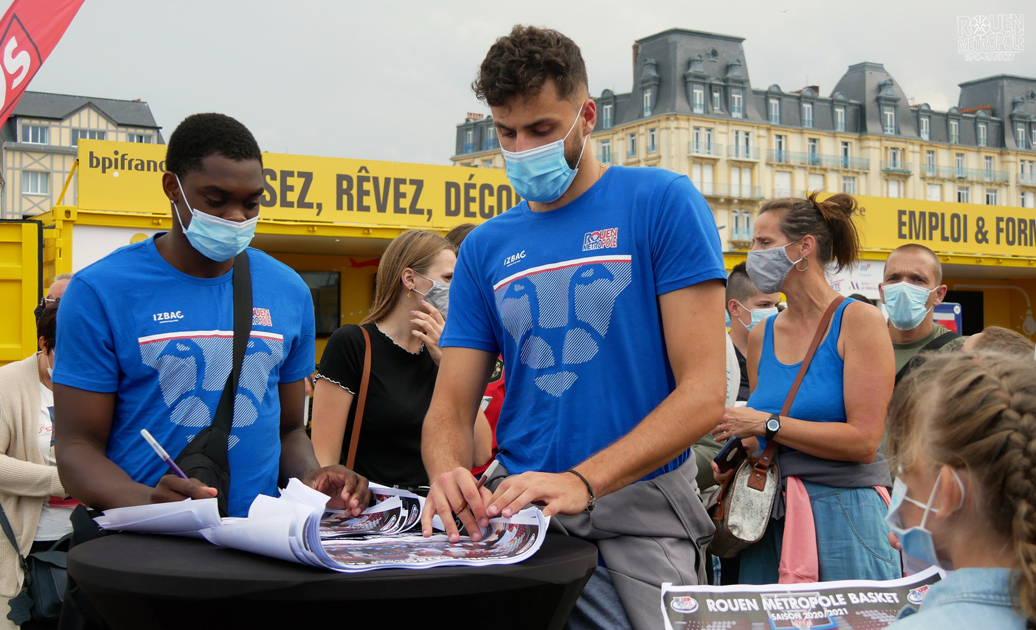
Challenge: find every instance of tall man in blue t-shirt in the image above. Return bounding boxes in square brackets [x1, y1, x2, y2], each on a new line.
[420, 26, 727, 629]
[53, 113, 370, 518]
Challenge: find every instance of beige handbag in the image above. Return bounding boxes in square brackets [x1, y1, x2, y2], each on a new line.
[708, 296, 845, 559]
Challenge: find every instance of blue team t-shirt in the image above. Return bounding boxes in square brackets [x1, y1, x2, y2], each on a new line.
[53, 236, 315, 516]
[441, 166, 725, 479]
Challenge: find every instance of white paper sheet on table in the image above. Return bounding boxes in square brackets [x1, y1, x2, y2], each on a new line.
[93, 497, 222, 535]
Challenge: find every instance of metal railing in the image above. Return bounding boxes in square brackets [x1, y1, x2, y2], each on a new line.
[767, 150, 869, 170]
[482, 138, 499, 151]
[461, 142, 474, 154]
[728, 145, 761, 160]
[881, 160, 913, 174]
[1019, 173, 1036, 186]
[919, 164, 1009, 183]
[695, 182, 764, 199]
[688, 141, 722, 157]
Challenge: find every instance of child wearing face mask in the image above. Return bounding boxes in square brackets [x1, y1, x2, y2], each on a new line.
[884, 351, 1036, 629]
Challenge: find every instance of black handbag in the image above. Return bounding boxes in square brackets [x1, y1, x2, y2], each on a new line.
[170, 251, 251, 518]
[1, 500, 71, 624]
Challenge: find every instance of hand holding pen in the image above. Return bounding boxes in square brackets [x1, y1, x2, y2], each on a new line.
[141, 429, 218, 503]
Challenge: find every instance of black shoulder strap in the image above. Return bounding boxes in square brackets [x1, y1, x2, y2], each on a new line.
[213, 251, 252, 433]
[0, 501, 27, 571]
[924, 330, 962, 352]
[895, 330, 961, 385]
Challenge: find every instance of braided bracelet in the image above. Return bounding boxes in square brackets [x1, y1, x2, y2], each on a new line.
[566, 469, 597, 513]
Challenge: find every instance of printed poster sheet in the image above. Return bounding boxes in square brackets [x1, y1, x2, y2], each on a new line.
[96, 480, 549, 573]
[661, 567, 943, 630]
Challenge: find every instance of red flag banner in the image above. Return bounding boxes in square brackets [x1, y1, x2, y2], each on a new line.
[0, 0, 84, 127]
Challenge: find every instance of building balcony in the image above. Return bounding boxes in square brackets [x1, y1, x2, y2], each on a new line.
[1020, 173, 1036, 187]
[728, 145, 761, 160]
[767, 150, 869, 171]
[881, 160, 913, 175]
[482, 138, 499, 151]
[919, 164, 1009, 183]
[461, 142, 475, 154]
[696, 182, 764, 199]
[688, 141, 722, 157]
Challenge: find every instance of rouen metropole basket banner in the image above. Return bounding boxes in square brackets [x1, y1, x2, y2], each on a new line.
[662, 567, 943, 630]
[0, 0, 85, 127]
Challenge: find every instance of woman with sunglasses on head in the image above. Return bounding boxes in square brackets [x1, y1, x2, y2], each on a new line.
[310, 230, 492, 492]
[713, 192, 899, 584]
[884, 351, 1036, 629]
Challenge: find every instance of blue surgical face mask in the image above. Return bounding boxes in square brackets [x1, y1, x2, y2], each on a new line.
[735, 302, 779, 331]
[882, 281, 934, 331]
[746, 241, 804, 294]
[501, 103, 588, 203]
[174, 174, 258, 262]
[885, 471, 965, 569]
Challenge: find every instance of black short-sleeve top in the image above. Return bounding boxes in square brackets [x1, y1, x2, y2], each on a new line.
[316, 323, 437, 487]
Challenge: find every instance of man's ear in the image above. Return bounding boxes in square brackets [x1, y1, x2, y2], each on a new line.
[162, 172, 181, 204]
[932, 284, 948, 305]
[581, 97, 597, 135]
[727, 299, 739, 318]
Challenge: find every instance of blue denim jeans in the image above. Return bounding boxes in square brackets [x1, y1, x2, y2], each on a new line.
[740, 480, 900, 584]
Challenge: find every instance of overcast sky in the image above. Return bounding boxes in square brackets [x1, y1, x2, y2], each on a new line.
[25, 0, 1034, 165]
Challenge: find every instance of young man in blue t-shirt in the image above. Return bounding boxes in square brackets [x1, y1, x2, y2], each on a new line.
[53, 113, 370, 518]
[420, 26, 727, 628]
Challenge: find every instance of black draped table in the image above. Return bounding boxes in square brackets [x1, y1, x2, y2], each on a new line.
[68, 532, 598, 630]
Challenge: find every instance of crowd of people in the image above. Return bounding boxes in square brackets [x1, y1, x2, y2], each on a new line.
[1, 23, 1034, 630]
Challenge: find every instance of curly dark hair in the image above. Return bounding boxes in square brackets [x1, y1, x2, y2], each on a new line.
[473, 25, 588, 106]
[165, 113, 262, 177]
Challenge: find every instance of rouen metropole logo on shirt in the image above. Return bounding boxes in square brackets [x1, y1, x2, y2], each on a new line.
[253, 308, 272, 327]
[582, 228, 618, 252]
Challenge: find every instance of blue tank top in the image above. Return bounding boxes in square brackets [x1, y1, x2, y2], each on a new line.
[748, 299, 854, 450]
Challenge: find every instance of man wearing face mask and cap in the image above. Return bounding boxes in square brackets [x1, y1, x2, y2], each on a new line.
[879, 244, 966, 384]
[52, 113, 370, 521]
[422, 25, 727, 629]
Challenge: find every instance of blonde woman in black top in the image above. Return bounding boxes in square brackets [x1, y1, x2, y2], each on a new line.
[311, 230, 492, 489]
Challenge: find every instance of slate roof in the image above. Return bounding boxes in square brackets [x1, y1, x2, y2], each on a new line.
[10, 91, 159, 127]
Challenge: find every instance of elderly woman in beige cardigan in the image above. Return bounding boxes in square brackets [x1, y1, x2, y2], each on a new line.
[1, 303, 68, 629]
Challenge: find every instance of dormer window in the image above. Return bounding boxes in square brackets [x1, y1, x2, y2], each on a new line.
[692, 85, 704, 113]
[731, 89, 743, 119]
[769, 98, 780, 125]
[950, 119, 960, 144]
[602, 103, 613, 129]
[802, 103, 813, 129]
[920, 116, 930, 141]
[883, 107, 896, 135]
[835, 107, 845, 132]
[643, 89, 652, 117]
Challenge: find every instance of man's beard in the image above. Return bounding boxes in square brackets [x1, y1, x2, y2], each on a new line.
[564, 130, 585, 170]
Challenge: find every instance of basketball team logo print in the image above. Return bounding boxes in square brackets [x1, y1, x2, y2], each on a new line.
[493, 255, 632, 397]
[138, 330, 285, 444]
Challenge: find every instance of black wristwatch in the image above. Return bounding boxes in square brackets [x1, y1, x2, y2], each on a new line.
[765, 413, 782, 442]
